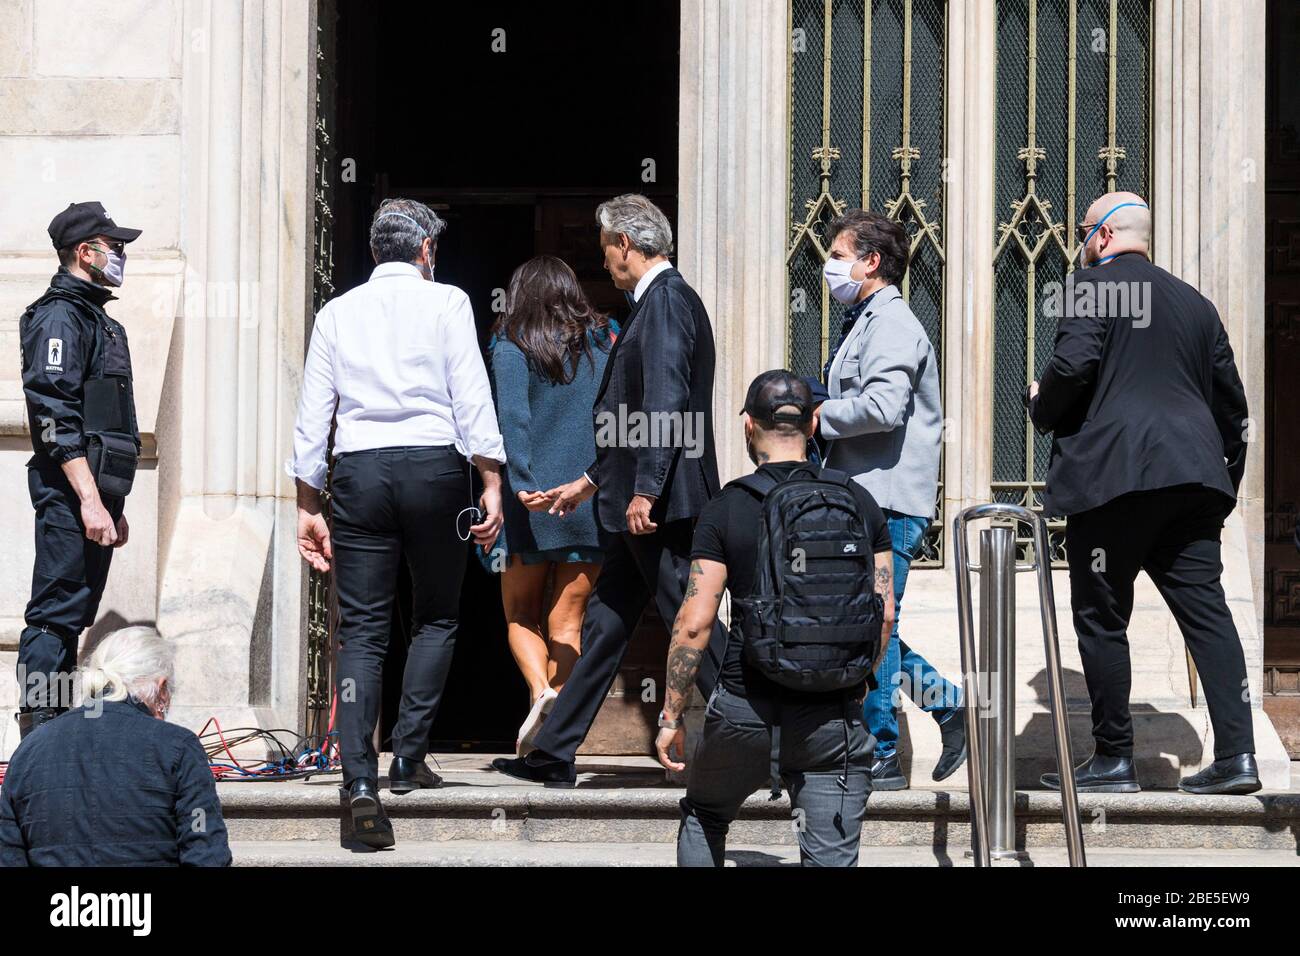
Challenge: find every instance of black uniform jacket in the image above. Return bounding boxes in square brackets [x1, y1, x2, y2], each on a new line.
[20, 268, 139, 469]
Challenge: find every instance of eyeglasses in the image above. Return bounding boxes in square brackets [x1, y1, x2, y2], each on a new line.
[87, 239, 125, 256]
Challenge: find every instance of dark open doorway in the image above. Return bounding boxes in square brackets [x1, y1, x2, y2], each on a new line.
[327, 0, 681, 751]
[1264, 0, 1300, 758]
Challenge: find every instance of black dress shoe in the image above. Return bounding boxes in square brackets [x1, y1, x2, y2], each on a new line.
[933, 710, 968, 782]
[491, 750, 576, 788]
[1178, 753, 1261, 795]
[15, 707, 62, 740]
[345, 778, 395, 849]
[869, 752, 908, 791]
[388, 756, 443, 794]
[1040, 753, 1140, 793]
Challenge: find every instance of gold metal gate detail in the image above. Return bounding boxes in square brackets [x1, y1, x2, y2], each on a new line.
[786, 0, 948, 564]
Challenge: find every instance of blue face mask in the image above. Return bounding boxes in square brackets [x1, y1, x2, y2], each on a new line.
[1081, 202, 1148, 267]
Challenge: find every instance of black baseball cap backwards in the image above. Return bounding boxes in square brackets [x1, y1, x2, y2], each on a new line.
[741, 369, 814, 426]
[47, 201, 142, 250]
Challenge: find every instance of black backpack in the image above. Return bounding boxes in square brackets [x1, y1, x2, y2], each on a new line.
[730, 463, 884, 695]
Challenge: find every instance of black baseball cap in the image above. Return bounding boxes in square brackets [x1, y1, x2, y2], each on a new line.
[48, 201, 142, 250]
[741, 369, 814, 426]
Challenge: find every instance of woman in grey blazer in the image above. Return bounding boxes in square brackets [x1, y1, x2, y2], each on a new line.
[489, 256, 614, 755]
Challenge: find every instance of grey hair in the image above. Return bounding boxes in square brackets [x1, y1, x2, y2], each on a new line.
[369, 197, 447, 265]
[596, 193, 674, 258]
[79, 626, 174, 709]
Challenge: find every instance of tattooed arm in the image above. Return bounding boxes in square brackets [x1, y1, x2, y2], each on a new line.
[655, 558, 727, 772]
[871, 549, 895, 674]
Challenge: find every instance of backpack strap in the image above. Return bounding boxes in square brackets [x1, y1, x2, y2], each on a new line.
[728, 461, 827, 501]
[728, 471, 778, 500]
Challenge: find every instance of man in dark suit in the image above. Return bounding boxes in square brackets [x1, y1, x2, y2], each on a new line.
[1028, 191, 1259, 795]
[493, 194, 725, 786]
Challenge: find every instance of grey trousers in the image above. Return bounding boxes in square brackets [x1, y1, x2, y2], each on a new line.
[677, 685, 875, 867]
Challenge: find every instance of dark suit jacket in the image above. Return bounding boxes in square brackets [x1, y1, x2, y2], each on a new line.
[587, 267, 720, 533]
[1028, 252, 1248, 517]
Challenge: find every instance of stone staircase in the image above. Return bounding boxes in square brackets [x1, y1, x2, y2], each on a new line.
[217, 753, 1300, 866]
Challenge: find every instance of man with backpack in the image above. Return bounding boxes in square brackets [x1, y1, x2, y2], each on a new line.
[654, 370, 894, 867]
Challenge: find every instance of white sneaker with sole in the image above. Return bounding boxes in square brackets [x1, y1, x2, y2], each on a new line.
[517, 686, 559, 757]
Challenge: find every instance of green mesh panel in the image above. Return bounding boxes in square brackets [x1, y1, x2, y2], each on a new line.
[992, 0, 1150, 563]
[787, 0, 948, 563]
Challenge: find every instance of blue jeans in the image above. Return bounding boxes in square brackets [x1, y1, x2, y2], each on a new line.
[863, 511, 962, 759]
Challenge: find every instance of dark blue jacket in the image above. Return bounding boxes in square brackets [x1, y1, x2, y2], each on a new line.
[0, 698, 231, 867]
[490, 326, 614, 559]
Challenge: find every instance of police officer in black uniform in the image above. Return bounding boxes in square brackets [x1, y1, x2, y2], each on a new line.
[15, 202, 142, 739]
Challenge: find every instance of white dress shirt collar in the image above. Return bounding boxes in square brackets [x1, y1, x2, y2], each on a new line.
[370, 261, 425, 281]
[633, 260, 673, 302]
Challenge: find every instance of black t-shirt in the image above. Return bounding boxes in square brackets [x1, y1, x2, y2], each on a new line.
[690, 460, 894, 699]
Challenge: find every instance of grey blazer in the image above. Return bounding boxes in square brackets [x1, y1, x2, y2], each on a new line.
[819, 285, 943, 520]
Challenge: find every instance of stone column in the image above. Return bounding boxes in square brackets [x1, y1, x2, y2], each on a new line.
[155, 0, 313, 742]
[1150, 0, 1284, 784]
[677, 0, 789, 486]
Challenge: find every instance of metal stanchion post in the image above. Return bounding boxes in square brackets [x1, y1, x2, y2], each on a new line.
[980, 527, 1017, 859]
[954, 503, 1087, 868]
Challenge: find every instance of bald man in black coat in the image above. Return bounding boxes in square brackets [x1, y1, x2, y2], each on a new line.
[1028, 192, 1259, 796]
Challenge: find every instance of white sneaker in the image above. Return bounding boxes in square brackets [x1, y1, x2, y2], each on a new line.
[517, 687, 559, 757]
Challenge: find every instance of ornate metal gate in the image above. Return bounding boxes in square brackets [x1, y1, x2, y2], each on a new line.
[990, 0, 1151, 564]
[786, 0, 948, 565]
[304, 0, 338, 741]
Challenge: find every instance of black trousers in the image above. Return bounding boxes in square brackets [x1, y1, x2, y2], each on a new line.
[331, 445, 470, 786]
[1065, 485, 1254, 761]
[532, 518, 726, 764]
[18, 465, 123, 712]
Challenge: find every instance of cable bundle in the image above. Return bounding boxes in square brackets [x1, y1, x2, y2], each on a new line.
[202, 691, 340, 781]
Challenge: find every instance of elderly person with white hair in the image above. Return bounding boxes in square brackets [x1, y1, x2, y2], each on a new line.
[0, 626, 231, 866]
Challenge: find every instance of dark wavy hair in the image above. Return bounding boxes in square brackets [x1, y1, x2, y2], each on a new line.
[827, 209, 910, 286]
[494, 256, 612, 385]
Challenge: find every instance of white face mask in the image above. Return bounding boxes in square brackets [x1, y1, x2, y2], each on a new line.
[88, 243, 126, 287]
[823, 255, 867, 305]
[375, 210, 436, 282]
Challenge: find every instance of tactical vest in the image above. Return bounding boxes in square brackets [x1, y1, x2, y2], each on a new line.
[22, 288, 140, 498]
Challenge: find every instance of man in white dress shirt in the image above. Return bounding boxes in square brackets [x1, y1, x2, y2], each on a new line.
[290, 198, 505, 849]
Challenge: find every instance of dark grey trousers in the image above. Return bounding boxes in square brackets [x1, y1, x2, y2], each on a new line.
[677, 686, 875, 867]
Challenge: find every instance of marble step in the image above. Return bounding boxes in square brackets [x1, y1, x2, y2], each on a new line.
[215, 758, 1300, 851]
[229, 840, 1300, 867]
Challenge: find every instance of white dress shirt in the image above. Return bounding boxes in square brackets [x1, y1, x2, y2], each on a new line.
[633, 259, 673, 302]
[289, 262, 506, 490]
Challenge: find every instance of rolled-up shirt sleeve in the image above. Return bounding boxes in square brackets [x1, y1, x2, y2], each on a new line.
[444, 290, 506, 464]
[288, 306, 338, 490]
